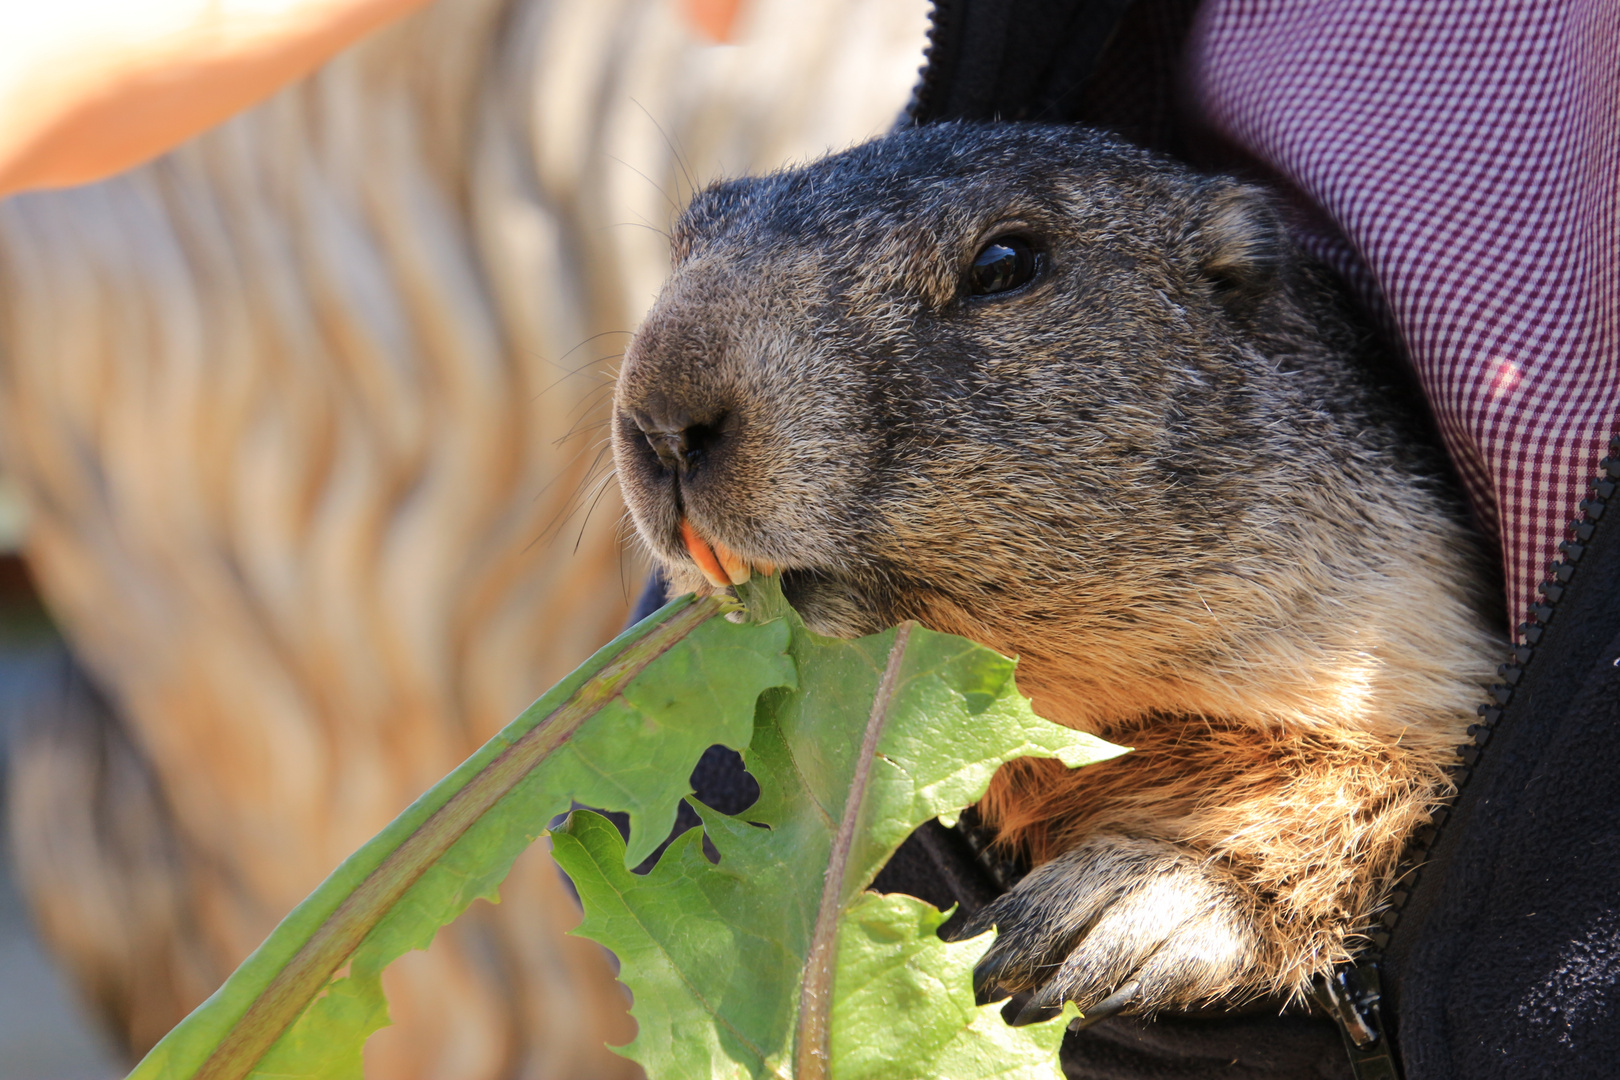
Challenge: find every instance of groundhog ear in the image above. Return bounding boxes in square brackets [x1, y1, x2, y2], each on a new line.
[1192, 183, 1287, 307]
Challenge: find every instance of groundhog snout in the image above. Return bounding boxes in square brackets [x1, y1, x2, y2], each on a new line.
[613, 297, 881, 608]
[614, 306, 742, 497]
[624, 400, 730, 478]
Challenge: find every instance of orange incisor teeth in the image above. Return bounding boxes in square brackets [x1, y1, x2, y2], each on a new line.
[680, 519, 752, 587]
[711, 540, 751, 586]
[679, 519, 729, 587]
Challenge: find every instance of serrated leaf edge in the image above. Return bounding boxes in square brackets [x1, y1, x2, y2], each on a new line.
[184, 594, 729, 1080]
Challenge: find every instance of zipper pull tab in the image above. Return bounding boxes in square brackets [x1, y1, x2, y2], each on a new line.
[1314, 962, 1404, 1080]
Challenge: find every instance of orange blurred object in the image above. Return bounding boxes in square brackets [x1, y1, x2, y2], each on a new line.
[683, 0, 745, 42]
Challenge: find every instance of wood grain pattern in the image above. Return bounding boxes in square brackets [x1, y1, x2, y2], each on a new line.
[0, 0, 927, 1074]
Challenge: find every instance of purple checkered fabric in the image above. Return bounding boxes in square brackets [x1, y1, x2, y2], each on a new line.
[1181, 0, 1620, 632]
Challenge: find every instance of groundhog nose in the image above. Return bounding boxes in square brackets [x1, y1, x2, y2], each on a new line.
[631, 406, 728, 476]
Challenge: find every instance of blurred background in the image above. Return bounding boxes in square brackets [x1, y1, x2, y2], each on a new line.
[0, 1, 929, 1076]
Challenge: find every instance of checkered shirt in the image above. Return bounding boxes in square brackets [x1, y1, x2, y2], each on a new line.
[1183, 0, 1620, 632]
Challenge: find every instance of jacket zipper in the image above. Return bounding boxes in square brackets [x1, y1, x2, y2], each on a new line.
[904, 0, 958, 125]
[1315, 431, 1620, 1080]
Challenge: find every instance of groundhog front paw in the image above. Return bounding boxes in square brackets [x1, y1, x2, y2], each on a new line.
[943, 835, 1260, 1024]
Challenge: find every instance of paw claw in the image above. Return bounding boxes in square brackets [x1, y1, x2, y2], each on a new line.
[971, 949, 1020, 1003]
[1069, 978, 1142, 1031]
[998, 992, 1033, 1025]
[939, 907, 992, 943]
[1010, 995, 1066, 1027]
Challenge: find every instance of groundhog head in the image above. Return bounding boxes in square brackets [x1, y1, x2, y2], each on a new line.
[613, 123, 1390, 711]
[611, 122, 1496, 1014]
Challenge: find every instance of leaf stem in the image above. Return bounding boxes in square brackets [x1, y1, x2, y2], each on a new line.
[794, 621, 914, 1080]
[190, 594, 728, 1080]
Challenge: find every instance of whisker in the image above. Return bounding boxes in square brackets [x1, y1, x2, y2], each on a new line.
[524, 462, 611, 555]
[553, 416, 616, 449]
[528, 433, 614, 508]
[527, 331, 633, 401]
[629, 97, 698, 205]
[599, 219, 673, 242]
[564, 376, 621, 416]
[618, 512, 635, 606]
[573, 469, 620, 554]
[553, 387, 620, 446]
[605, 152, 681, 216]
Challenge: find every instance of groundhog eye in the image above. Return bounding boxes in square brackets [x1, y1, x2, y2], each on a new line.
[968, 235, 1039, 296]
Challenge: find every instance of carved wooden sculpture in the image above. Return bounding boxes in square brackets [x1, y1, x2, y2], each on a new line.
[0, 0, 927, 1073]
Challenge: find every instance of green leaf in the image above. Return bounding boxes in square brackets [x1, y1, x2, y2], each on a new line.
[128, 575, 1124, 1080]
[127, 592, 796, 1080]
[551, 576, 1124, 1080]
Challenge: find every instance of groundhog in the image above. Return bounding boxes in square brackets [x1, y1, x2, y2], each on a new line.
[609, 122, 1501, 1021]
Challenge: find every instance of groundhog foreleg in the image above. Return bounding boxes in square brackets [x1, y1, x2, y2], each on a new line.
[955, 832, 1262, 1023]
[947, 717, 1456, 1019]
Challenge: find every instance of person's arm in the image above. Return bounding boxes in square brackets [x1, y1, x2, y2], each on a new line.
[0, 0, 431, 197]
